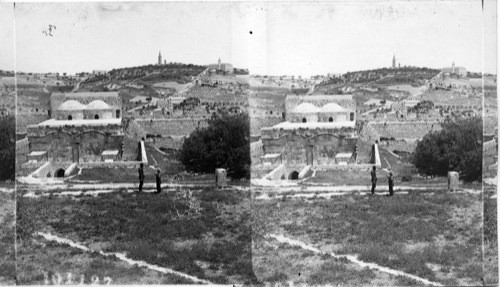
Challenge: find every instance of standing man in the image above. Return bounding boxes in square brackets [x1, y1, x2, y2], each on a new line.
[138, 163, 145, 193]
[155, 168, 162, 194]
[387, 171, 394, 196]
[371, 166, 377, 195]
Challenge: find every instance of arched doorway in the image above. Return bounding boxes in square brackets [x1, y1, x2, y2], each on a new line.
[350, 112, 354, 121]
[94, 114, 99, 119]
[328, 117, 333, 122]
[302, 118, 307, 123]
[56, 169, 65, 178]
[116, 109, 121, 118]
[68, 115, 72, 120]
[289, 171, 299, 180]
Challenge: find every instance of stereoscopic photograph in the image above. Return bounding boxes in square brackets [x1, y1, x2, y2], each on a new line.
[0, 0, 497, 286]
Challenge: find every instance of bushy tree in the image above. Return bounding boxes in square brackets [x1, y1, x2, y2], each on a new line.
[412, 117, 482, 182]
[180, 112, 250, 179]
[0, 115, 15, 181]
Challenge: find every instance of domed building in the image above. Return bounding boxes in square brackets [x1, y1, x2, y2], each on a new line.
[258, 94, 378, 179]
[26, 92, 124, 169]
[56, 100, 86, 120]
[289, 103, 321, 123]
[86, 100, 113, 119]
[319, 102, 348, 122]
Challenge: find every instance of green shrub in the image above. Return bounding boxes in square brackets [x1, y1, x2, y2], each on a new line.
[180, 112, 250, 179]
[413, 117, 482, 182]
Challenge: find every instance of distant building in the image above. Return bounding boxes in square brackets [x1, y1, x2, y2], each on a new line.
[258, 94, 372, 175]
[392, 54, 397, 69]
[92, 70, 107, 76]
[441, 61, 467, 77]
[158, 51, 162, 65]
[26, 92, 124, 168]
[208, 58, 233, 74]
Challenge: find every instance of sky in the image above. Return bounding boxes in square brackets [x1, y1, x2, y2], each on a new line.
[0, 1, 496, 76]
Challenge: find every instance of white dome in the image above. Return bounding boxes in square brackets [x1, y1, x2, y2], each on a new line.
[87, 100, 111, 110]
[59, 100, 86, 111]
[293, 103, 320, 113]
[320, 103, 345, 113]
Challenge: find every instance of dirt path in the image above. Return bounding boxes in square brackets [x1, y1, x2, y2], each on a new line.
[269, 234, 443, 286]
[36, 232, 213, 285]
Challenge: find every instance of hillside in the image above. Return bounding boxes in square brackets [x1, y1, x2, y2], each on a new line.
[318, 67, 440, 87]
[107, 63, 206, 83]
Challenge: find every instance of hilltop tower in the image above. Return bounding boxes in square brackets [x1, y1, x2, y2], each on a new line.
[218, 58, 222, 70]
[452, 61, 455, 74]
[392, 54, 396, 69]
[158, 51, 162, 66]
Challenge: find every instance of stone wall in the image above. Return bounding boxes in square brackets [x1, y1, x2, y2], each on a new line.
[367, 122, 441, 141]
[379, 139, 419, 153]
[146, 136, 185, 150]
[135, 118, 208, 137]
[16, 114, 50, 134]
[261, 127, 358, 166]
[125, 119, 146, 140]
[27, 124, 124, 163]
[250, 116, 284, 136]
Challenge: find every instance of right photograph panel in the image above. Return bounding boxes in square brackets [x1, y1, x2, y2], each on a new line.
[250, 1, 495, 286]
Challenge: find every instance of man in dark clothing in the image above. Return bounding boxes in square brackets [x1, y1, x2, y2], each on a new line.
[155, 168, 162, 194]
[138, 163, 145, 193]
[371, 166, 377, 195]
[387, 171, 394, 196]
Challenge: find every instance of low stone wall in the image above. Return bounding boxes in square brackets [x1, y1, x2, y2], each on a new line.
[30, 161, 74, 178]
[147, 137, 185, 150]
[135, 118, 207, 137]
[78, 161, 143, 169]
[313, 163, 380, 171]
[368, 121, 441, 141]
[380, 139, 419, 153]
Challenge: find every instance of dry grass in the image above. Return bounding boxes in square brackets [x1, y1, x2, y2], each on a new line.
[17, 187, 257, 284]
[0, 192, 15, 284]
[252, 191, 483, 285]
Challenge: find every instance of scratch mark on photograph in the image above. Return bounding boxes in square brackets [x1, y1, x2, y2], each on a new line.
[37, 232, 213, 284]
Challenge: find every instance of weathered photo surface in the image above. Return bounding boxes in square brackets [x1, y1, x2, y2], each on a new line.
[0, 3, 17, 285]
[4, 0, 498, 286]
[250, 1, 497, 286]
[14, 2, 255, 285]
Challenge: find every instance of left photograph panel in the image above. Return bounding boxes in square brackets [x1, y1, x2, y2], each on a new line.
[14, 2, 256, 285]
[0, 2, 17, 285]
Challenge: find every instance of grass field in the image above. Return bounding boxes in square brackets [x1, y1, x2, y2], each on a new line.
[252, 191, 483, 285]
[72, 143, 215, 184]
[483, 184, 498, 285]
[0, 191, 16, 285]
[17, 187, 257, 284]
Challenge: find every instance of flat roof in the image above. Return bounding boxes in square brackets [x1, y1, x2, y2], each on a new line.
[262, 153, 281, 158]
[28, 151, 47, 156]
[33, 118, 122, 127]
[57, 91, 119, 98]
[269, 121, 356, 130]
[335, 152, 353, 158]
